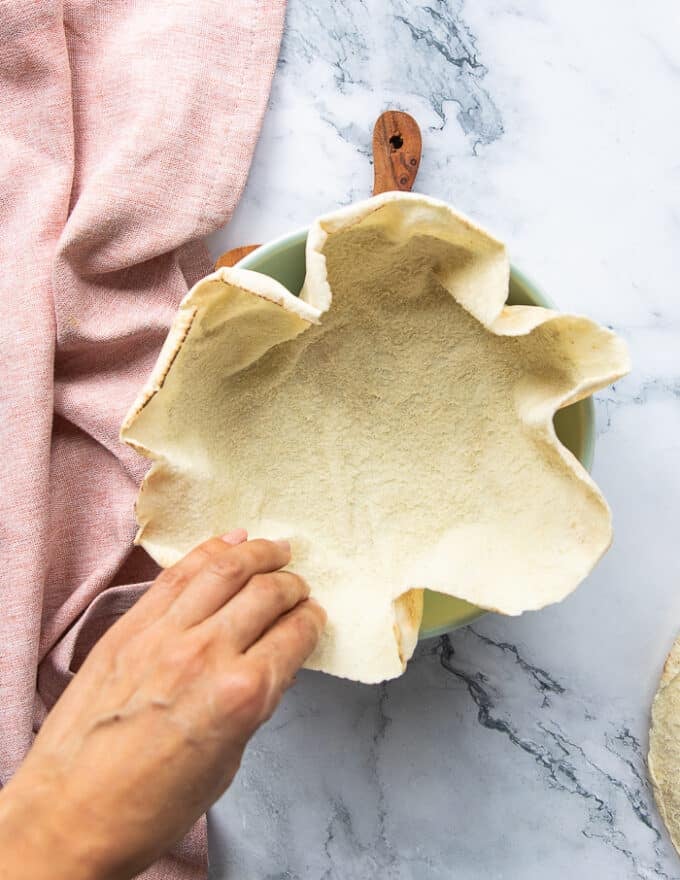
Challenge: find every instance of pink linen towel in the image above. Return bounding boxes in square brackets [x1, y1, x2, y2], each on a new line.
[0, 2, 286, 876]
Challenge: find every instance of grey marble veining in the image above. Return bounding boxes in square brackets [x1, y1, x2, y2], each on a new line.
[207, 0, 680, 876]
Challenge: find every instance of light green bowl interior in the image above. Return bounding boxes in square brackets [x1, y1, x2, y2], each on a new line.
[238, 229, 596, 640]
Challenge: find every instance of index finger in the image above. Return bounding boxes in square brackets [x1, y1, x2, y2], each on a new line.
[114, 530, 249, 635]
[168, 538, 293, 628]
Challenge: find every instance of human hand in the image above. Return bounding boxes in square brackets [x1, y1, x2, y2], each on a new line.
[0, 531, 325, 880]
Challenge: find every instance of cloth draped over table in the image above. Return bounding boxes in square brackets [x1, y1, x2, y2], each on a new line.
[0, 2, 286, 876]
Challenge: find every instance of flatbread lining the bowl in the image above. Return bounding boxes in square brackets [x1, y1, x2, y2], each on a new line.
[121, 192, 629, 683]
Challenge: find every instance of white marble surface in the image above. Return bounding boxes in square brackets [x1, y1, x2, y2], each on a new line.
[207, 1, 680, 877]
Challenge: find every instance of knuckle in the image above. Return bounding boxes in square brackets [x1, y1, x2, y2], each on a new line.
[252, 573, 287, 604]
[189, 542, 219, 565]
[248, 538, 275, 555]
[292, 572, 310, 599]
[154, 565, 189, 595]
[250, 538, 287, 564]
[217, 663, 270, 719]
[207, 555, 246, 583]
[254, 571, 308, 605]
[161, 638, 206, 681]
[292, 606, 320, 642]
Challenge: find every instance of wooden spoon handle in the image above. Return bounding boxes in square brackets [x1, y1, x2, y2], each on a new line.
[214, 243, 261, 270]
[215, 111, 423, 269]
[372, 111, 422, 196]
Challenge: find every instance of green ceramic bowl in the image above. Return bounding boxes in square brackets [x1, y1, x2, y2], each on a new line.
[237, 229, 595, 640]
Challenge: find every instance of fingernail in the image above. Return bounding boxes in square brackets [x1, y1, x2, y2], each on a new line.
[274, 539, 291, 552]
[221, 528, 248, 545]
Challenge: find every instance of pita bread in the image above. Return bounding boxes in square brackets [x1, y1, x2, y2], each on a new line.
[121, 192, 630, 683]
[660, 635, 680, 689]
[649, 635, 680, 854]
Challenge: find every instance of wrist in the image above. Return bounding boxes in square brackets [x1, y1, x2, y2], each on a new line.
[0, 773, 100, 880]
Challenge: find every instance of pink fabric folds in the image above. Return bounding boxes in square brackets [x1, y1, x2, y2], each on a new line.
[0, 1, 285, 877]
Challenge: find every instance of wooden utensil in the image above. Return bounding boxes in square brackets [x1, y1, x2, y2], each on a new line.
[371, 110, 422, 196]
[214, 244, 261, 269]
[214, 110, 422, 270]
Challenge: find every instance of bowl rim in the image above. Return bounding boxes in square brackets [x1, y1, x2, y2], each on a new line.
[236, 226, 597, 639]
